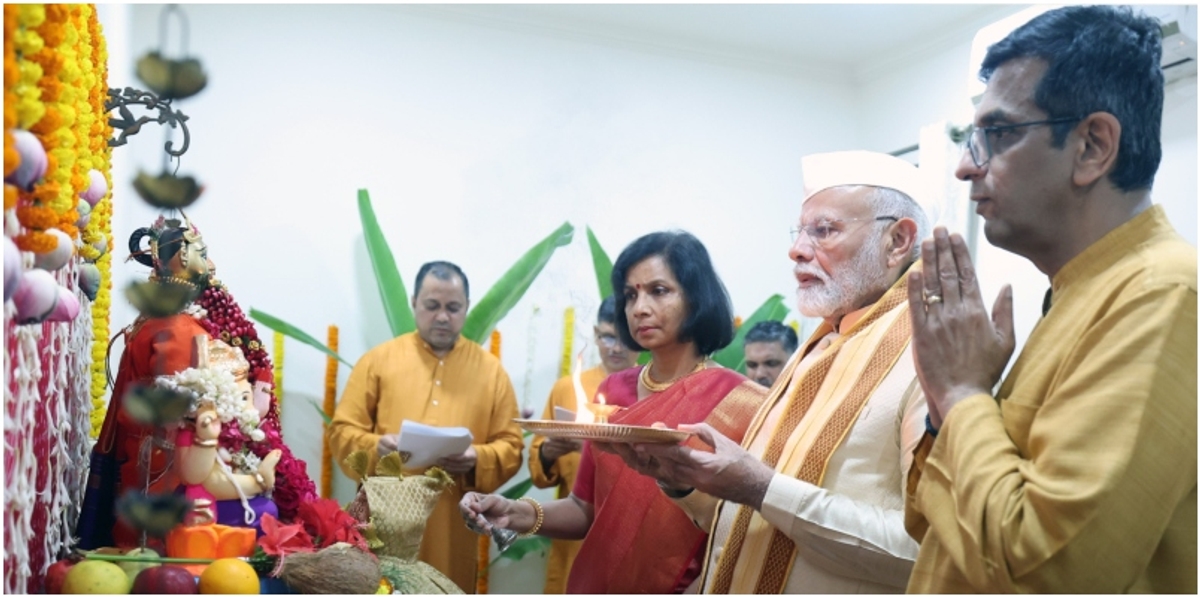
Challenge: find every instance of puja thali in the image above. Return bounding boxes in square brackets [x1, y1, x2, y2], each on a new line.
[515, 419, 692, 444]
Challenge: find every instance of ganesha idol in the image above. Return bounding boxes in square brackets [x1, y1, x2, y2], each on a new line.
[161, 335, 281, 532]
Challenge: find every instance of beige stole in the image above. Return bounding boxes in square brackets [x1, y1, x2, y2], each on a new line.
[705, 274, 913, 594]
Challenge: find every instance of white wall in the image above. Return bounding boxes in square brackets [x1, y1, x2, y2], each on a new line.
[100, 5, 861, 593]
[856, 5, 1198, 364]
[96, 4, 1197, 593]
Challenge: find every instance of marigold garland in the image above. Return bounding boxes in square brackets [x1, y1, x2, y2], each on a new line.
[560, 307, 574, 378]
[320, 326, 338, 499]
[273, 331, 284, 413]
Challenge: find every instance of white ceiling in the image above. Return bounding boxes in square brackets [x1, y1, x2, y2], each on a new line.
[415, 4, 1026, 79]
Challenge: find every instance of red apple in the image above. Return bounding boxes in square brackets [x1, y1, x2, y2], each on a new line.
[44, 556, 80, 594]
[131, 565, 198, 594]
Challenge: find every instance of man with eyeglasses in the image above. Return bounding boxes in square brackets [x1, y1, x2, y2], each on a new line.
[528, 294, 640, 594]
[904, 6, 1195, 593]
[609, 150, 932, 593]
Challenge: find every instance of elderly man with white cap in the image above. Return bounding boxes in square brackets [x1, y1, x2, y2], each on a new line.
[607, 150, 932, 593]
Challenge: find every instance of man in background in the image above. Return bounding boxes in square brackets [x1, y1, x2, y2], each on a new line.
[330, 261, 524, 593]
[528, 295, 639, 593]
[742, 320, 798, 388]
[905, 6, 1195, 592]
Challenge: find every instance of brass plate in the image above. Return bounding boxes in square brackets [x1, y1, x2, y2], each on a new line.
[515, 419, 692, 444]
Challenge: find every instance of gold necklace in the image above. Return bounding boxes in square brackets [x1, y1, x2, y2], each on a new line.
[639, 358, 707, 392]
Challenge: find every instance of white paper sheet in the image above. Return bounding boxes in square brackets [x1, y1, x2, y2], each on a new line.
[553, 406, 576, 422]
[397, 420, 473, 469]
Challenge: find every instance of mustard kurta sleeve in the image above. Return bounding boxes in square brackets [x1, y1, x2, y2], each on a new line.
[528, 367, 605, 491]
[329, 348, 383, 481]
[464, 363, 523, 493]
[909, 282, 1197, 593]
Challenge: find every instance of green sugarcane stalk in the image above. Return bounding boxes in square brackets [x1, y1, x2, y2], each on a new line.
[82, 552, 227, 565]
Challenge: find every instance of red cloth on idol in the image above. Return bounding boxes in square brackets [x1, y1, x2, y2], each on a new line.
[568, 366, 750, 594]
[98, 314, 209, 548]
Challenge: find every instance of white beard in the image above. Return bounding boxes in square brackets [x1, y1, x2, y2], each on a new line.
[795, 236, 891, 320]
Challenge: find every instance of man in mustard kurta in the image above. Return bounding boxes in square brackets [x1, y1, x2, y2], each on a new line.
[330, 261, 523, 593]
[905, 6, 1196, 593]
[528, 295, 639, 593]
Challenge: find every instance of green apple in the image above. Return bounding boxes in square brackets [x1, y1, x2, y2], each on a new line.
[118, 548, 161, 590]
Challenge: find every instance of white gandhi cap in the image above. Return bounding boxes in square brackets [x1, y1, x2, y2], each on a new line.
[800, 150, 932, 219]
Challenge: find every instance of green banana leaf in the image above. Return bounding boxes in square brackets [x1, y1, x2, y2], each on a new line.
[711, 295, 790, 372]
[586, 226, 613, 300]
[310, 398, 333, 426]
[358, 189, 415, 337]
[499, 477, 533, 500]
[248, 307, 350, 366]
[491, 536, 552, 566]
[462, 222, 574, 343]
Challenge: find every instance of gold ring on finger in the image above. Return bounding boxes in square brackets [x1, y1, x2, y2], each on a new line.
[925, 294, 943, 306]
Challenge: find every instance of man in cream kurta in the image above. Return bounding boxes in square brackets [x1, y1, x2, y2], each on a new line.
[330, 261, 523, 593]
[904, 7, 1195, 593]
[613, 151, 932, 593]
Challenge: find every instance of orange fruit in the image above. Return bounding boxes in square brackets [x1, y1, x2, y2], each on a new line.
[198, 558, 260, 594]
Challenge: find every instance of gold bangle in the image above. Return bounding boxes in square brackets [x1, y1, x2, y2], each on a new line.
[517, 497, 544, 538]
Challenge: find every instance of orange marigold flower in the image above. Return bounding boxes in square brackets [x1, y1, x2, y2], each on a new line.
[4, 184, 17, 210]
[17, 204, 58, 229]
[4, 145, 18, 177]
[15, 230, 56, 254]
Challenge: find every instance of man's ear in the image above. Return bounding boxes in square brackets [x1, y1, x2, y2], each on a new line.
[1073, 112, 1121, 188]
[887, 218, 919, 268]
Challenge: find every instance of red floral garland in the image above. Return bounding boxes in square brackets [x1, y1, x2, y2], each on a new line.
[195, 283, 317, 522]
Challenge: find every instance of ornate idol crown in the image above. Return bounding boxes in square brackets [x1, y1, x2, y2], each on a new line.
[198, 336, 249, 382]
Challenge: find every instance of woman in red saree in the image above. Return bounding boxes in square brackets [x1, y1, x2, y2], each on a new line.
[462, 230, 765, 593]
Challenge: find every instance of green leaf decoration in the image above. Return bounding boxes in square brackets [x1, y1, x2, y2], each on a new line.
[462, 221, 575, 343]
[358, 189, 416, 337]
[249, 308, 351, 366]
[491, 536, 551, 566]
[309, 398, 333, 426]
[711, 295, 790, 372]
[499, 477, 533, 500]
[586, 226, 613, 300]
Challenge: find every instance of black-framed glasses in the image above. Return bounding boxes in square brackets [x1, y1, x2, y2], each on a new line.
[965, 116, 1084, 168]
[790, 216, 898, 248]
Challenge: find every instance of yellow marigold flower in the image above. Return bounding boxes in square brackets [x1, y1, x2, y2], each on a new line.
[18, 4, 45, 28]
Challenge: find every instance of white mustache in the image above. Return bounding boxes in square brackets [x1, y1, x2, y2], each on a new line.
[794, 265, 831, 283]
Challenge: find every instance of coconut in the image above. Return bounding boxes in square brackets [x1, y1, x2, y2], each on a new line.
[6, 130, 47, 191]
[78, 262, 100, 301]
[80, 168, 107, 206]
[13, 268, 58, 323]
[46, 285, 80, 322]
[279, 543, 381, 594]
[33, 228, 74, 271]
[4, 237, 22, 302]
[76, 200, 92, 230]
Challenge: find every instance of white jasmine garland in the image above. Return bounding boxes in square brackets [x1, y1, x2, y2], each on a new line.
[230, 450, 261, 475]
[155, 367, 264, 441]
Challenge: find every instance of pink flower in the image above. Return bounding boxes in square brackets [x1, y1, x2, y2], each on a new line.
[258, 513, 315, 557]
